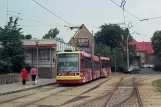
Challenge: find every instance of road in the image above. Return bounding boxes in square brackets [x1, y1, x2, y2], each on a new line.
[0, 68, 161, 107]
[140, 68, 161, 75]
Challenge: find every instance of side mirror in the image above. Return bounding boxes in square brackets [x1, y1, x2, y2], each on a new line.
[53, 58, 56, 62]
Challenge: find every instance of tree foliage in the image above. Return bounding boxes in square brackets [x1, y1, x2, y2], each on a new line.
[151, 30, 161, 53]
[0, 17, 26, 74]
[42, 28, 59, 39]
[21, 34, 32, 39]
[94, 24, 137, 71]
[94, 24, 122, 50]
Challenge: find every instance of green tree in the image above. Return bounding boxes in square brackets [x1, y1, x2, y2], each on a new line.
[94, 24, 122, 50]
[94, 24, 136, 67]
[151, 30, 161, 54]
[20, 34, 32, 39]
[42, 28, 59, 39]
[0, 17, 26, 74]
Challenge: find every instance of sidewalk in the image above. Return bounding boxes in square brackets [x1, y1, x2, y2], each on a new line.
[0, 78, 56, 95]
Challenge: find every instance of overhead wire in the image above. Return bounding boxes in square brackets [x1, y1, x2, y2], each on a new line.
[8, 11, 57, 22]
[32, 0, 73, 26]
[110, 0, 141, 20]
[7, 14, 64, 26]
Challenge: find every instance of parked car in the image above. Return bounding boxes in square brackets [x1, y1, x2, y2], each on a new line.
[124, 66, 141, 74]
[142, 64, 149, 68]
[149, 64, 154, 68]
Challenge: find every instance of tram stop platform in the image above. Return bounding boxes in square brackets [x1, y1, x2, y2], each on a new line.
[0, 79, 56, 95]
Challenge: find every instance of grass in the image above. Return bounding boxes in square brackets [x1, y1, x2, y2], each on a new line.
[153, 79, 161, 92]
[157, 79, 161, 88]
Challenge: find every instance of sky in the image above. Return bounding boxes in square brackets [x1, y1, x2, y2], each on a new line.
[1, 0, 161, 43]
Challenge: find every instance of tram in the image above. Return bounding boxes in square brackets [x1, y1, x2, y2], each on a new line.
[99, 57, 111, 77]
[55, 49, 111, 84]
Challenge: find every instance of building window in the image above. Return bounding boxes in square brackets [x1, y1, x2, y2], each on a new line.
[140, 52, 145, 57]
[150, 56, 153, 60]
[76, 38, 89, 47]
[39, 50, 50, 61]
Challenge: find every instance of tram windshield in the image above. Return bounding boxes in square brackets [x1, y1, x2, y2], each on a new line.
[58, 53, 79, 72]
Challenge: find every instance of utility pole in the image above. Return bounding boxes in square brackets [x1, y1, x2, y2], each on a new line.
[114, 52, 116, 74]
[127, 34, 130, 68]
[92, 30, 94, 54]
[36, 41, 39, 80]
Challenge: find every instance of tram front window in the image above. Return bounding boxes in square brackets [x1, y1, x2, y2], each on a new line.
[58, 54, 78, 72]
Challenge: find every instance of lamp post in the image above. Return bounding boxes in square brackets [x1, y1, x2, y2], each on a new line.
[126, 32, 140, 68]
[114, 52, 116, 74]
[35, 41, 39, 79]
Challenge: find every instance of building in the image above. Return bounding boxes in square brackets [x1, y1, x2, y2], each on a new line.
[68, 24, 94, 54]
[22, 39, 80, 79]
[130, 39, 154, 66]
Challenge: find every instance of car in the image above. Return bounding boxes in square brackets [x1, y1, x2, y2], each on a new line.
[149, 64, 154, 68]
[124, 66, 141, 74]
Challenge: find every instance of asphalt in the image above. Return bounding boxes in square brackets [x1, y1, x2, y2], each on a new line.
[140, 68, 161, 75]
[0, 78, 56, 96]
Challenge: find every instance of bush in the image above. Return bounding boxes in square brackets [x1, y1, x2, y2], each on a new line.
[111, 66, 126, 72]
[117, 66, 126, 72]
[153, 65, 161, 71]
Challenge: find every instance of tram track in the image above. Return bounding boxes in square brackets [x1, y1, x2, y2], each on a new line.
[22, 78, 111, 107]
[62, 78, 111, 106]
[0, 84, 59, 105]
[0, 84, 77, 107]
[20, 85, 78, 107]
[75, 77, 143, 107]
[103, 77, 143, 107]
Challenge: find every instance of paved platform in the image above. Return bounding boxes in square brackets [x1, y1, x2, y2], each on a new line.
[0, 79, 56, 95]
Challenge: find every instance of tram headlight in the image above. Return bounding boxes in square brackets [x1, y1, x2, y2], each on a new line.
[74, 73, 79, 76]
[57, 73, 61, 76]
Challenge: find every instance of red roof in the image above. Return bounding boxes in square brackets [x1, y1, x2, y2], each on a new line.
[130, 39, 153, 55]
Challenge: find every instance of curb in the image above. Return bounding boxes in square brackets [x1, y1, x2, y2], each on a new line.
[0, 82, 56, 96]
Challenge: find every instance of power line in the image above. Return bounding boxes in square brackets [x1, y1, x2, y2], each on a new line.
[8, 13, 62, 24]
[32, 0, 73, 26]
[8, 11, 56, 21]
[110, 0, 141, 20]
[8, 14, 63, 25]
[18, 24, 64, 27]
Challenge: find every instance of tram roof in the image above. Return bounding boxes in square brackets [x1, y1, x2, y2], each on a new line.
[57, 51, 92, 57]
[100, 57, 110, 60]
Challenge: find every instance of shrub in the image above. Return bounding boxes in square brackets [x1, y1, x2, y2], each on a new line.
[117, 66, 126, 72]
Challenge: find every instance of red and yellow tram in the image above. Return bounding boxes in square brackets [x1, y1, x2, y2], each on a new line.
[56, 50, 111, 84]
[100, 57, 111, 77]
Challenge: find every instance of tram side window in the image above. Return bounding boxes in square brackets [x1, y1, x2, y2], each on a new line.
[93, 61, 99, 70]
[102, 60, 108, 68]
[84, 57, 92, 68]
[81, 58, 85, 72]
[108, 61, 110, 67]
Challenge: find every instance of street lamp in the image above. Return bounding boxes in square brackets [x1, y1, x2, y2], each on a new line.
[35, 41, 39, 79]
[126, 32, 140, 68]
[113, 52, 116, 74]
